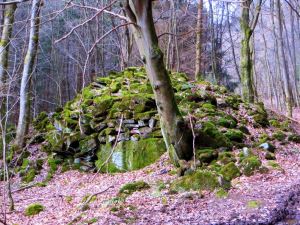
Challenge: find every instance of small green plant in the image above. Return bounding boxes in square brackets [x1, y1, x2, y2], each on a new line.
[216, 188, 228, 198]
[24, 203, 44, 216]
[247, 200, 261, 208]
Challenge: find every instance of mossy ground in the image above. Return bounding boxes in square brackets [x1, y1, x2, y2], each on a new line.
[24, 203, 44, 216]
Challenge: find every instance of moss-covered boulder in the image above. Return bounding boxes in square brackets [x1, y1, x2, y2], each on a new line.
[171, 169, 220, 192]
[197, 148, 218, 164]
[252, 103, 269, 127]
[239, 156, 262, 176]
[118, 181, 150, 196]
[95, 138, 166, 173]
[220, 162, 240, 181]
[197, 122, 232, 149]
[225, 129, 244, 142]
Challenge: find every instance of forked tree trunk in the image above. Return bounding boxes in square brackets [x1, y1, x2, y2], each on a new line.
[194, 0, 203, 80]
[124, 0, 193, 163]
[15, 0, 42, 148]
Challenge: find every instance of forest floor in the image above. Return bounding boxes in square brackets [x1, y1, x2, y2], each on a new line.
[2, 138, 300, 225]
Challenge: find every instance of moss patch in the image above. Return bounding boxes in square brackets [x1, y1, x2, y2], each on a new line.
[24, 203, 44, 216]
[171, 170, 220, 192]
[119, 181, 150, 196]
[220, 162, 240, 181]
[240, 156, 262, 176]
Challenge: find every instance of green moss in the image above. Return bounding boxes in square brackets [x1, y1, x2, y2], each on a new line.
[240, 156, 262, 176]
[217, 115, 237, 128]
[170, 170, 220, 192]
[216, 188, 228, 198]
[225, 129, 244, 142]
[24, 203, 44, 216]
[247, 200, 261, 209]
[201, 103, 216, 113]
[96, 138, 166, 173]
[265, 152, 276, 160]
[110, 81, 121, 93]
[33, 112, 49, 132]
[218, 152, 236, 165]
[258, 133, 270, 145]
[269, 119, 280, 128]
[45, 158, 60, 181]
[199, 122, 232, 148]
[197, 148, 218, 164]
[225, 95, 241, 109]
[267, 160, 282, 170]
[252, 103, 269, 127]
[119, 181, 150, 195]
[272, 131, 286, 141]
[22, 168, 36, 183]
[288, 134, 300, 143]
[220, 162, 240, 181]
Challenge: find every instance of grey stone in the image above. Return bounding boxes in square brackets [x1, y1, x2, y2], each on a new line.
[74, 158, 81, 164]
[149, 118, 156, 128]
[108, 135, 116, 143]
[130, 135, 139, 141]
[125, 124, 140, 128]
[138, 120, 146, 127]
[123, 119, 135, 124]
[259, 142, 275, 153]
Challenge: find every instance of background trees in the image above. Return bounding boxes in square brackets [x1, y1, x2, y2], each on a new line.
[0, 0, 300, 147]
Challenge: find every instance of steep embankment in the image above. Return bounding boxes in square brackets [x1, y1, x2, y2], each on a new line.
[2, 67, 300, 224]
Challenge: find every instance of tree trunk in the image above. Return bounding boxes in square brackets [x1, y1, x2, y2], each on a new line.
[240, 0, 255, 103]
[15, 0, 42, 148]
[124, 0, 193, 163]
[194, 0, 203, 80]
[276, 0, 293, 117]
[0, 3, 17, 118]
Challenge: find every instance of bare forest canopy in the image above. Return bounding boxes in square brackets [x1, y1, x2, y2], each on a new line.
[0, 0, 298, 121]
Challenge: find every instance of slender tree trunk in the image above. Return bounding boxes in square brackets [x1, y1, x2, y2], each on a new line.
[124, 0, 193, 164]
[240, 0, 254, 102]
[276, 0, 293, 117]
[0, 3, 17, 118]
[240, 0, 262, 103]
[15, 0, 42, 148]
[226, 2, 240, 81]
[194, 0, 203, 80]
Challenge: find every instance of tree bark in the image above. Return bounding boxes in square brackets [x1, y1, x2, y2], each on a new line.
[240, 0, 262, 103]
[276, 0, 293, 117]
[15, 0, 42, 148]
[194, 0, 203, 80]
[0, 3, 17, 118]
[124, 0, 193, 163]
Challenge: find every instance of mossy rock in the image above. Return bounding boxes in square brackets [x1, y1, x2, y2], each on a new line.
[225, 95, 241, 110]
[95, 138, 166, 173]
[93, 96, 115, 117]
[252, 103, 269, 127]
[78, 135, 98, 156]
[118, 181, 150, 195]
[265, 152, 276, 160]
[220, 162, 240, 181]
[201, 103, 216, 113]
[197, 148, 218, 164]
[197, 122, 232, 149]
[239, 156, 262, 176]
[217, 115, 237, 128]
[288, 134, 300, 143]
[24, 203, 44, 216]
[257, 133, 270, 145]
[272, 131, 286, 141]
[218, 152, 236, 165]
[224, 129, 244, 143]
[170, 169, 220, 192]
